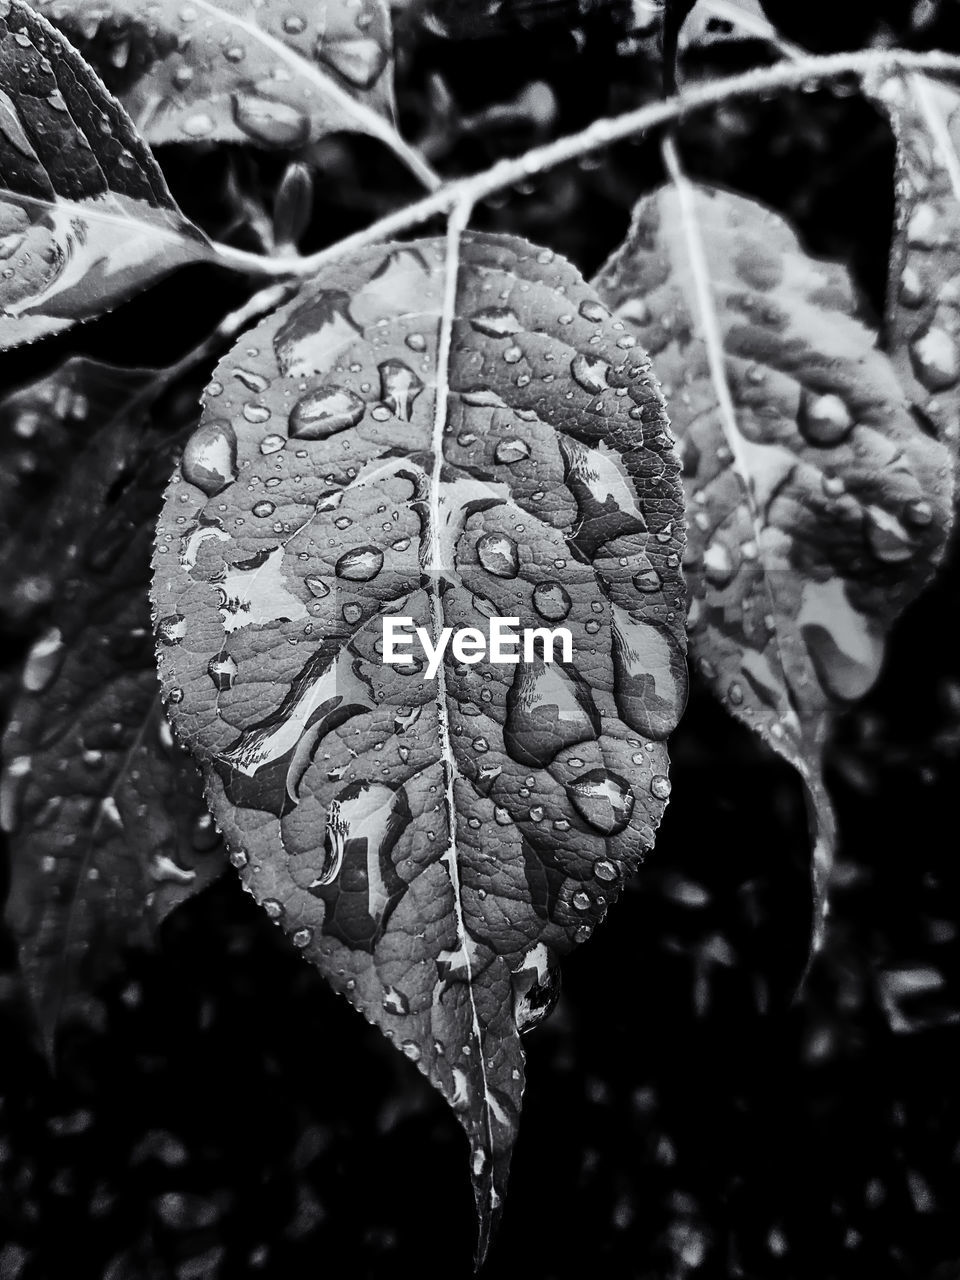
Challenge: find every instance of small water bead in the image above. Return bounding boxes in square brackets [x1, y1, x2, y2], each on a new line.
[585, 619, 600, 635]
[205, 379, 223, 397]
[566, 769, 634, 835]
[472, 738, 489, 753]
[282, 13, 306, 33]
[232, 368, 269, 393]
[503, 345, 523, 364]
[570, 353, 609, 395]
[342, 603, 363, 624]
[207, 652, 237, 690]
[292, 928, 312, 948]
[798, 391, 854, 446]
[494, 438, 531, 464]
[910, 325, 960, 391]
[382, 986, 409, 1015]
[476, 533, 519, 578]
[232, 94, 310, 146]
[633, 568, 661, 593]
[529, 806, 544, 822]
[728, 681, 744, 705]
[259, 434, 286, 455]
[650, 775, 671, 799]
[572, 891, 591, 912]
[574, 924, 593, 943]
[470, 307, 522, 337]
[532, 581, 571, 621]
[401, 1041, 421, 1063]
[379, 359, 424, 421]
[335, 546, 384, 580]
[494, 806, 511, 825]
[315, 36, 388, 89]
[252, 500, 276, 518]
[262, 899, 283, 920]
[593, 859, 618, 883]
[579, 299, 608, 322]
[182, 112, 214, 137]
[291, 386, 364, 439]
[182, 420, 237, 496]
[157, 614, 186, 646]
[243, 404, 271, 424]
[405, 332, 427, 352]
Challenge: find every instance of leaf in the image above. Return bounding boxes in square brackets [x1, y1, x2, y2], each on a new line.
[678, 0, 800, 58]
[866, 71, 960, 455]
[34, 0, 433, 182]
[0, 0, 211, 351]
[150, 232, 687, 1258]
[663, 0, 698, 91]
[0, 357, 153, 630]
[594, 178, 954, 952]
[2, 400, 226, 1055]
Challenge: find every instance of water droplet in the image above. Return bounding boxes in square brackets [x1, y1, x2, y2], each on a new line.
[259, 433, 286, 455]
[865, 506, 915, 564]
[182, 420, 237, 495]
[378, 360, 424, 421]
[511, 943, 560, 1033]
[232, 93, 310, 146]
[572, 890, 591, 911]
[401, 1040, 421, 1062]
[702, 540, 735, 588]
[505, 658, 599, 768]
[342, 603, 363, 624]
[252, 500, 276, 518]
[570, 353, 609, 395]
[532, 581, 571, 622]
[470, 307, 522, 337]
[229, 848, 248, 869]
[262, 899, 283, 920]
[633, 568, 661, 593]
[208, 652, 237, 690]
[305, 575, 329, 598]
[494, 805, 511, 825]
[593, 859, 618, 883]
[798, 391, 854, 446]
[899, 266, 925, 307]
[22, 626, 63, 693]
[476, 533, 519, 578]
[243, 404, 271, 424]
[232, 368, 268, 393]
[182, 112, 214, 138]
[650, 774, 671, 799]
[405, 332, 427, 352]
[315, 36, 387, 89]
[157, 614, 186, 646]
[335, 546, 383, 581]
[494, 438, 531, 465]
[172, 65, 195, 90]
[472, 737, 489, 753]
[579, 299, 607, 323]
[291, 386, 365, 439]
[566, 769, 634, 835]
[503, 345, 523, 364]
[292, 928, 313, 948]
[903, 498, 933, 528]
[282, 14, 306, 34]
[910, 325, 959, 391]
[383, 986, 409, 1015]
[610, 606, 687, 740]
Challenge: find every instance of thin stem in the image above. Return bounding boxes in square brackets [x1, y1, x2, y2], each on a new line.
[210, 47, 960, 282]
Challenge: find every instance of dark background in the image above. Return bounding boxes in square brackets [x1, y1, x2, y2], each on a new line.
[2, 2, 960, 1276]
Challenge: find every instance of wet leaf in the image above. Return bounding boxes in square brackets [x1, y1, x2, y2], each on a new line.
[0, 357, 153, 631]
[0, 0, 211, 350]
[866, 71, 960, 456]
[151, 232, 687, 1257]
[678, 0, 799, 58]
[594, 180, 954, 953]
[2, 408, 226, 1056]
[35, 0, 416, 163]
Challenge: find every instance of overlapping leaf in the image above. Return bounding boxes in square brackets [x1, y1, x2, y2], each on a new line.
[2, 396, 226, 1055]
[594, 181, 954, 949]
[35, 0, 429, 178]
[151, 232, 687, 1256]
[0, 0, 211, 350]
[866, 71, 960, 457]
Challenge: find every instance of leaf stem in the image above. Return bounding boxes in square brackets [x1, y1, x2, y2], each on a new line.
[209, 47, 960, 282]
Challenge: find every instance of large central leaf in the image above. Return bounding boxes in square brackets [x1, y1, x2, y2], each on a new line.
[150, 232, 687, 1254]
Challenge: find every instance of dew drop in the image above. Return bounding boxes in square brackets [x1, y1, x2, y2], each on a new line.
[378, 360, 424, 421]
[259, 433, 286, 455]
[476, 533, 519, 578]
[342, 603, 363, 624]
[570, 353, 609, 395]
[910, 325, 960, 391]
[290, 386, 365, 439]
[610, 605, 687, 740]
[157, 614, 186, 646]
[593, 858, 618, 883]
[532, 581, 571, 622]
[305, 575, 330, 598]
[208, 652, 237, 691]
[797, 390, 854, 446]
[566, 769, 634, 835]
[405, 332, 427, 352]
[22, 626, 64, 693]
[182, 420, 237, 495]
[579, 299, 607, 323]
[511, 943, 560, 1033]
[335, 546, 384, 581]
[315, 36, 387, 89]
[494, 438, 531, 465]
[650, 774, 671, 800]
[383, 985, 409, 1015]
[252, 500, 276, 518]
[232, 93, 310, 146]
[633, 567, 662, 593]
[470, 307, 522, 337]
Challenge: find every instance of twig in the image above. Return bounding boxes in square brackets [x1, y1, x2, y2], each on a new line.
[210, 47, 960, 283]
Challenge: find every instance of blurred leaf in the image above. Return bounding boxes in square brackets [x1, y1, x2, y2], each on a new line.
[0, 0, 212, 350]
[35, 0, 433, 182]
[0, 358, 153, 632]
[678, 0, 800, 58]
[2, 410, 226, 1057]
[150, 232, 687, 1260]
[595, 176, 954, 952]
[867, 71, 960, 457]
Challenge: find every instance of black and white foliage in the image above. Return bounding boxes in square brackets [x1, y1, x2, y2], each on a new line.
[2, 0, 960, 1267]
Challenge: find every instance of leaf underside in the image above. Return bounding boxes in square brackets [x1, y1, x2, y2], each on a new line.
[0, 0, 210, 351]
[594, 181, 954, 952]
[2, 384, 225, 1056]
[35, 0, 398, 150]
[151, 231, 687, 1257]
[867, 71, 960, 460]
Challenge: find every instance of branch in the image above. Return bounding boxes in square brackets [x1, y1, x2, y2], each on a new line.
[211, 47, 960, 282]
